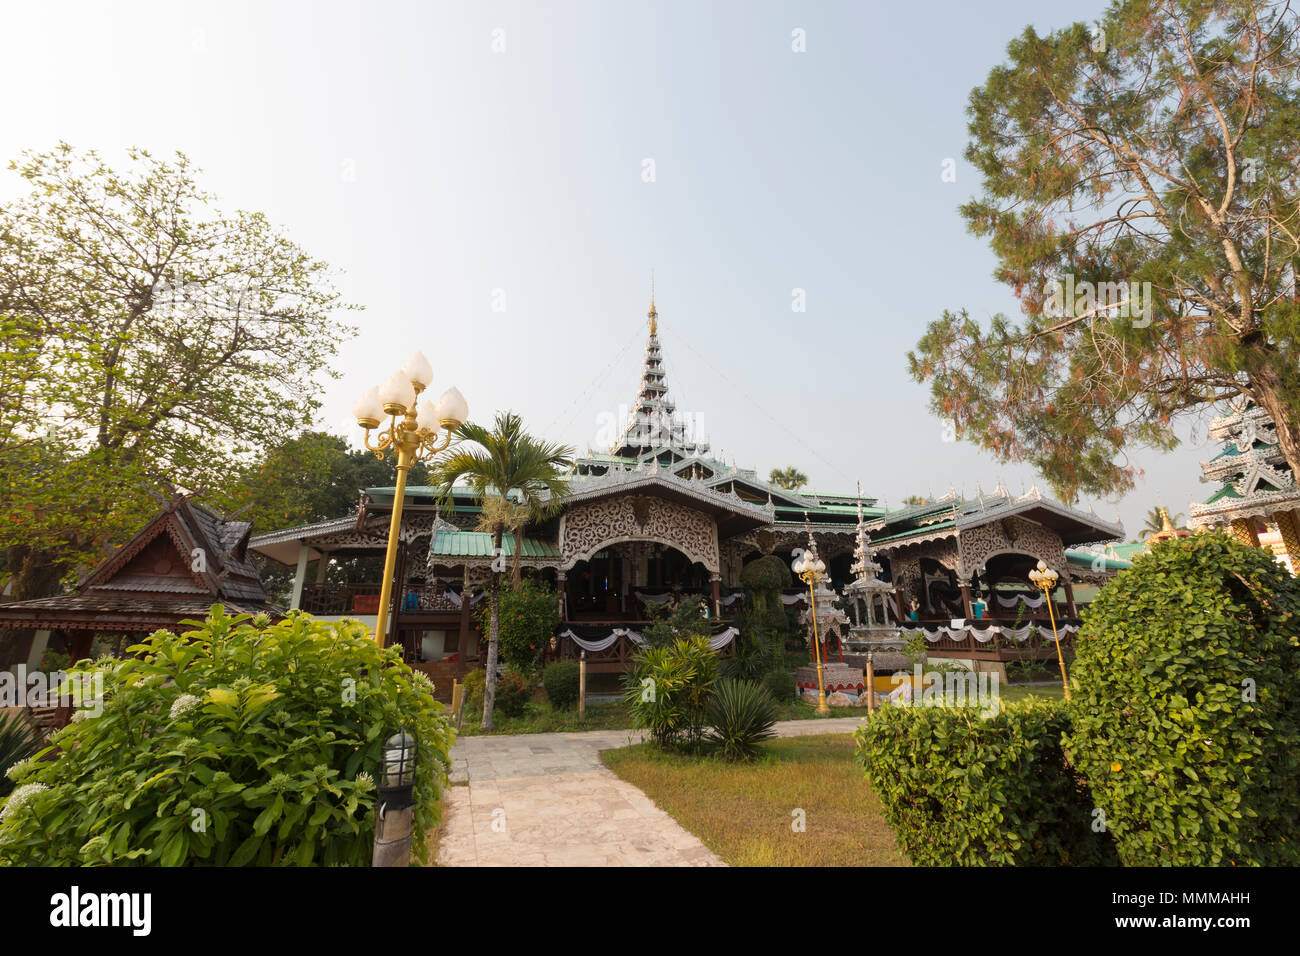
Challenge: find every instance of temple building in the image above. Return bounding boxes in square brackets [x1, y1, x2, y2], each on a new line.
[247, 298, 1130, 694]
[1188, 398, 1300, 573]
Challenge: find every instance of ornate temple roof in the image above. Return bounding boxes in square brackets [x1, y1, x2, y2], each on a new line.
[607, 297, 710, 462]
[1189, 399, 1300, 527]
[0, 497, 280, 632]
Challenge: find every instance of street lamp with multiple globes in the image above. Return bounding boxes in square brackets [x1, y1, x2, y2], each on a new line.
[1028, 559, 1071, 700]
[792, 550, 831, 716]
[353, 351, 468, 645]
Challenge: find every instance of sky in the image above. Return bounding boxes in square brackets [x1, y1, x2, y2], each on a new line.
[0, 0, 1219, 537]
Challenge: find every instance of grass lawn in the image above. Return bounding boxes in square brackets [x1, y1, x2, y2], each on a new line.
[601, 733, 908, 866]
[1000, 682, 1065, 703]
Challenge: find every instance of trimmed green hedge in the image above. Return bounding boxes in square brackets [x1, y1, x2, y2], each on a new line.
[856, 698, 1117, 866]
[1065, 532, 1300, 865]
[542, 660, 581, 709]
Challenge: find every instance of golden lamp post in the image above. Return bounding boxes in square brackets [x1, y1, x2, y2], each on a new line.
[353, 352, 468, 645]
[792, 551, 831, 716]
[1028, 559, 1070, 700]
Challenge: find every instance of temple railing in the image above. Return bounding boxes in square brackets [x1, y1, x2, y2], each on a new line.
[299, 582, 472, 616]
[299, 583, 383, 615]
[898, 619, 1082, 659]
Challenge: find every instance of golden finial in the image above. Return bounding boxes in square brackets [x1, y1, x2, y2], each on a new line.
[648, 270, 657, 336]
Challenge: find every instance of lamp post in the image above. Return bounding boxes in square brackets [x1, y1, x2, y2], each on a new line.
[371, 729, 418, 867]
[354, 352, 468, 645]
[792, 551, 831, 716]
[1028, 559, 1070, 700]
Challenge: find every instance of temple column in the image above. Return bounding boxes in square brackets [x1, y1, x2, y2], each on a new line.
[315, 551, 331, 583]
[710, 574, 721, 619]
[1230, 517, 1260, 547]
[556, 572, 568, 621]
[457, 568, 475, 661]
[1063, 578, 1078, 618]
[290, 542, 310, 610]
[1272, 510, 1300, 573]
[960, 582, 973, 619]
[25, 630, 51, 670]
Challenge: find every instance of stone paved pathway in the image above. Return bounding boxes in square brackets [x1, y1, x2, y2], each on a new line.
[435, 715, 866, 867]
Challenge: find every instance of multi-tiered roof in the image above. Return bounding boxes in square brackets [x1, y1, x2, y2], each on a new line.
[1189, 398, 1300, 529]
[608, 298, 710, 463]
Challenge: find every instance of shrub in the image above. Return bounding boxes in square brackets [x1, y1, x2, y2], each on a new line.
[641, 602, 713, 649]
[462, 667, 486, 715]
[475, 579, 559, 674]
[493, 669, 533, 719]
[762, 668, 797, 703]
[723, 616, 772, 682]
[856, 698, 1117, 866]
[1065, 532, 1300, 866]
[0, 607, 454, 866]
[739, 553, 792, 591]
[623, 635, 720, 750]
[739, 554, 793, 666]
[541, 660, 581, 709]
[0, 711, 43, 799]
[706, 679, 777, 761]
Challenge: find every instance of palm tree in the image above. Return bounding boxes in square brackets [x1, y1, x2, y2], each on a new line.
[768, 466, 808, 490]
[427, 411, 573, 728]
[1140, 506, 1184, 539]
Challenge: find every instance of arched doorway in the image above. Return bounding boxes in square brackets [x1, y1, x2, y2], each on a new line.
[566, 543, 713, 621]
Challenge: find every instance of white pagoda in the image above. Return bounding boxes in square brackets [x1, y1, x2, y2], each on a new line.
[844, 490, 907, 673]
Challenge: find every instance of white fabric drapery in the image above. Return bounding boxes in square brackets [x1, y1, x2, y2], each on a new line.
[780, 593, 806, 605]
[995, 592, 1046, 609]
[557, 626, 739, 653]
[905, 623, 1079, 644]
[634, 591, 673, 606]
[442, 589, 485, 609]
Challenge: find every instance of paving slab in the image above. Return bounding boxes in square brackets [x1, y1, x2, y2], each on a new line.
[435, 716, 864, 867]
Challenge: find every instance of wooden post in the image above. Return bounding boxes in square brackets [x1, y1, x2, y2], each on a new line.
[1063, 578, 1078, 618]
[451, 680, 464, 730]
[710, 576, 721, 619]
[960, 583, 973, 619]
[457, 570, 475, 662]
[578, 651, 587, 726]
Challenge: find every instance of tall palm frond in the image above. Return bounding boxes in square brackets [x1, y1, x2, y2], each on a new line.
[424, 411, 574, 729]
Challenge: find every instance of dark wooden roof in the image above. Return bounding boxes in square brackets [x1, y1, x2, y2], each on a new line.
[0, 497, 283, 633]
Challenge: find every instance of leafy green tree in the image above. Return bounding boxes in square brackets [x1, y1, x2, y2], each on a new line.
[426, 411, 572, 728]
[214, 431, 430, 534]
[768, 467, 808, 490]
[908, 1, 1300, 501]
[0, 144, 355, 598]
[473, 579, 559, 674]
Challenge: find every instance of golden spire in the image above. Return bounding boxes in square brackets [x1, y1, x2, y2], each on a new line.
[648, 271, 657, 336]
[1159, 506, 1173, 532]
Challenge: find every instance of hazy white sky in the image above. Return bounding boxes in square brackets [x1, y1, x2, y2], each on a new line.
[0, 0, 1218, 536]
